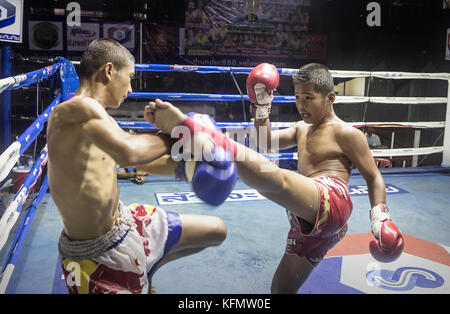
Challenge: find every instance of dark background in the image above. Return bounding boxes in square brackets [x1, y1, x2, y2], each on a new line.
[18, 0, 449, 72]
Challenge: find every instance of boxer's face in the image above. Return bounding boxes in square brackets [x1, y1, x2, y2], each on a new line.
[107, 62, 134, 108]
[294, 81, 334, 124]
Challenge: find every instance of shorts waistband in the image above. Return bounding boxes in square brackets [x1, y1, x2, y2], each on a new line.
[313, 175, 349, 192]
[58, 201, 134, 260]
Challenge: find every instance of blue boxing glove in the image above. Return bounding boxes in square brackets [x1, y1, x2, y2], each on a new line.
[175, 147, 237, 206]
[174, 113, 237, 206]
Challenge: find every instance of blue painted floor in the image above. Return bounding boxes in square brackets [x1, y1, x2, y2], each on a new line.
[1, 167, 449, 294]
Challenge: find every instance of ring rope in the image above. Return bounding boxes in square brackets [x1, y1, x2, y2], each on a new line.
[0, 175, 49, 294]
[126, 92, 446, 105]
[117, 121, 445, 130]
[70, 61, 450, 80]
[0, 63, 61, 94]
[257, 146, 444, 161]
[0, 145, 48, 253]
[115, 121, 444, 160]
[0, 94, 61, 182]
[0, 59, 74, 294]
[92, 62, 450, 81]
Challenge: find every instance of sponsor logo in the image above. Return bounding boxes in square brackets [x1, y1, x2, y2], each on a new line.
[349, 184, 408, 196]
[70, 27, 96, 38]
[0, 0, 16, 29]
[171, 65, 199, 71]
[107, 26, 131, 44]
[366, 266, 444, 291]
[155, 189, 265, 205]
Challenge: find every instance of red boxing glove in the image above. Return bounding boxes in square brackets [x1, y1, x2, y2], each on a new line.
[246, 63, 279, 120]
[369, 203, 404, 263]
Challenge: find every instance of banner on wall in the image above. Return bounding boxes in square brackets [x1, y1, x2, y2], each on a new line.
[29, 21, 63, 50]
[183, 0, 325, 60]
[67, 22, 99, 51]
[0, 0, 23, 43]
[103, 23, 135, 49]
[143, 23, 179, 61]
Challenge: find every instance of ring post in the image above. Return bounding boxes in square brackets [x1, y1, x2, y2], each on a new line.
[56, 57, 79, 101]
[0, 44, 12, 153]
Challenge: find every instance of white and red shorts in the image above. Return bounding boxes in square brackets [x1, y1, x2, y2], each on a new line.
[58, 201, 182, 294]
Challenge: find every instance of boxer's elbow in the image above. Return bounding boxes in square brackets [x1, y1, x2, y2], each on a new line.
[115, 144, 140, 168]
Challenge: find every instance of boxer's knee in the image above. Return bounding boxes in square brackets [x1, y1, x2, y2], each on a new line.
[206, 216, 227, 246]
[177, 214, 227, 249]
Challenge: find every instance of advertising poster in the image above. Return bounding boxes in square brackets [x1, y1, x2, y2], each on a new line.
[184, 0, 325, 62]
[67, 22, 99, 51]
[28, 20, 63, 50]
[103, 23, 135, 50]
[0, 0, 23, 43]
[143, 24, 179, 62]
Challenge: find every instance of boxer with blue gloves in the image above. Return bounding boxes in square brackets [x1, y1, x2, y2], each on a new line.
[47, 38, 227, 294]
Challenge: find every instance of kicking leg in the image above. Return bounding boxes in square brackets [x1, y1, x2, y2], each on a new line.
[235, 143, 319, 225]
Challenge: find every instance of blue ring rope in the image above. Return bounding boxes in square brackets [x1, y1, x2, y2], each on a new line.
[117, 120, 290, 130]
[16, 94, 61, 154]
[128, 92, 294, 103]
[0, 63, 61, 93]
[2, 174, 49, 271]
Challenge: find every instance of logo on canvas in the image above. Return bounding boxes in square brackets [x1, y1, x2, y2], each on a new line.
[366, 266, 444, 291]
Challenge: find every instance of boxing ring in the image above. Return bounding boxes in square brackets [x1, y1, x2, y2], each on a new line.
[0, 59, 449, 294]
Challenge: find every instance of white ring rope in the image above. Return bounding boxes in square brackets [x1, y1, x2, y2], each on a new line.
[71, 60, 450, 81]
[334, 96, 447, 105]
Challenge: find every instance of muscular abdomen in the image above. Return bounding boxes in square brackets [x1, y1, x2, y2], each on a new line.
[48, 128, 119, 240]
[298, 157, 352, 182]
[297, 127, 352, 183]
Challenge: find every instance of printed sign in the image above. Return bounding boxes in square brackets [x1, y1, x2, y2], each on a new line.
[183, 0, 326, 60]
[67, 22, 99, 51]
[0, 0, 23, 43]
[155, 189, 266, 205]
[348, 183, 408, 196]
[29, 20, 63, 50]
[103, 23, 135, 49]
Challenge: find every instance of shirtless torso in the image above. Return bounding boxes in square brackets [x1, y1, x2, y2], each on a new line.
[47, 97, 120, 240]
[295, 118, 353, 183]
[47, 39, 230, 295]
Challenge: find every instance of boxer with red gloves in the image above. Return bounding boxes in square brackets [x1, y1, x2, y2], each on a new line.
[246, 63, 280, 120]
[147, 63, 405, 294]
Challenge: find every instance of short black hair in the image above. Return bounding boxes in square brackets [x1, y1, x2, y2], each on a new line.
[293, 63, 334, 96]
[78, 38, 135, 80]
